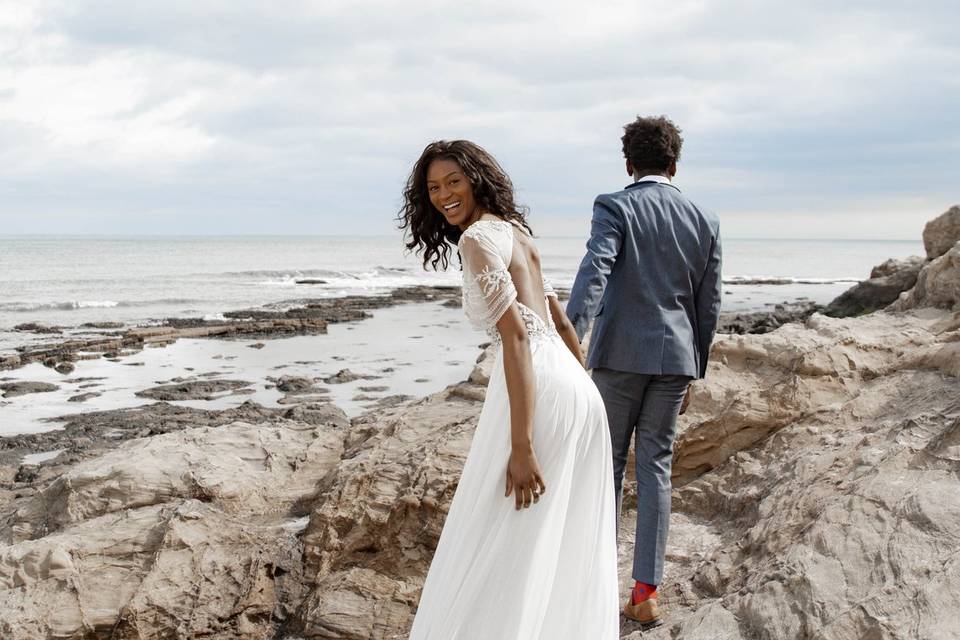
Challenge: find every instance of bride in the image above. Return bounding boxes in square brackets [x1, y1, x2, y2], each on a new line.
[399, 140, 619, 639]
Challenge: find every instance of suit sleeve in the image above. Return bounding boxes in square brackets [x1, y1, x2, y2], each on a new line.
[565, 196, 624, 341]
[694, 228, 723, 378]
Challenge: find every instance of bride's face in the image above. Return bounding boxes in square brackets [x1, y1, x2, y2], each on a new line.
[426, 158, 479, 227]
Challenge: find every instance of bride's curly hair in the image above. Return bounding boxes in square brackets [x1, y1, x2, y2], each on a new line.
[398, 140, 532, 270]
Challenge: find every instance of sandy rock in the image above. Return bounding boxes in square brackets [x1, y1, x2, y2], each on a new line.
[287, 306, 960, 639]
[676, 601, 743, 640]
[663, 369, 960, 640]
[0, 382, 59, 398]
[0, 419, 346, 638]
[292, 386, 485, 638]
[467, 344, 496, 386]
[0, 401, 342, 471]
[0, 501, 304, 639]
[892, 243, 960, 311]
[923, 204, 960, 259]
[611, 307, 960, 640]
[671, 311, 943, 484]
[825, 256, 924, 317]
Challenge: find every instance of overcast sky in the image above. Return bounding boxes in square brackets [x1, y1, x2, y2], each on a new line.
[1, 1, 957, 238]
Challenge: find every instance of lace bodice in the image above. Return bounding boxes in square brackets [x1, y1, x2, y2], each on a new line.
[458, 219, 559, 345]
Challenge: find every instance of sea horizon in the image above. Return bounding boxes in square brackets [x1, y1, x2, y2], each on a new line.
[0, 234, 924, 340]
[0, 233, 922, 242]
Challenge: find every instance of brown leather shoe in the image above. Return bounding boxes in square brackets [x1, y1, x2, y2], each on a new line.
[622, 596, 663, 629]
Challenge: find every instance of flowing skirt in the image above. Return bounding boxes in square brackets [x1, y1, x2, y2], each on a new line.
[408, 333, 620, 639]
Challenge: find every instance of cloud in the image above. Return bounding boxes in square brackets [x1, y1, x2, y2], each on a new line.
[0, 0, 957, 237]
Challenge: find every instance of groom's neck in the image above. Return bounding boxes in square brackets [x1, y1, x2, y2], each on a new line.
[632, 171, 672, 182]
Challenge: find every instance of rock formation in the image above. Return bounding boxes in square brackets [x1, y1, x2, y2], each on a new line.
[0, 381, 59, 398]
[893, 243, 960, 311]
[0, 415, 347, 639]
[718, 300, 822, 333]
[134, 379, 253, 401]
[891, 205, 960, 313]
[2, 302, 958, 639]
[923, 205, 960, 260]
[824, 256, 923, 317]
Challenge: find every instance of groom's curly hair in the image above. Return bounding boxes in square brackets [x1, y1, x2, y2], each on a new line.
[622, 116, 683, 172]
[398, 140, 531, 271]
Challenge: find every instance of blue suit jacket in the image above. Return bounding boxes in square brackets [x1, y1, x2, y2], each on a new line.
[566, 180, 722, 379]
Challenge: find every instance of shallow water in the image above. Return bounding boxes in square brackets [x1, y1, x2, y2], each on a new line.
[0, 301, 481, 438]
[0, 235, 923, 338]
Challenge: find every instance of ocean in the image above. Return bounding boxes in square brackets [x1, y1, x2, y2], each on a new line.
[0, 235, 923, 349]
[0, 234, 925, 436]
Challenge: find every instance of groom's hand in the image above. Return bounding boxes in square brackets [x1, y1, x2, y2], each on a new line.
[679, 385, 692, 415]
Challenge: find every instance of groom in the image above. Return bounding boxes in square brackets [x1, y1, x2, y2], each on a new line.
[566, 115, 722, 628]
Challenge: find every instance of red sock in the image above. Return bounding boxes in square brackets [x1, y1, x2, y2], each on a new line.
[631, 581, 657, 604]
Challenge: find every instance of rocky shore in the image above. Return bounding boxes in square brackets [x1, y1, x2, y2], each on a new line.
[1, 206, 958, 639]
[1, 285, 463, 372]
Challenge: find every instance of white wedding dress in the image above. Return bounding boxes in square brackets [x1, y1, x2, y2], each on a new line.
[408, 219, 620, 640]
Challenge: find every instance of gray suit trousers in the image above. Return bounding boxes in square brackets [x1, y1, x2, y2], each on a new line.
[592, 367, 691, 586]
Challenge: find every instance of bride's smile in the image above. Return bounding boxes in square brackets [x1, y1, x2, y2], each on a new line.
[425, 158, 482, 229]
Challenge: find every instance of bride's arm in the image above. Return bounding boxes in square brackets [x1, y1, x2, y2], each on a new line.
[547, 296, 586, 368]
[496, 305, 546, 510]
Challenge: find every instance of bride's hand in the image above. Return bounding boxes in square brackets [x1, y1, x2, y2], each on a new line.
[505, 447, 546, 510]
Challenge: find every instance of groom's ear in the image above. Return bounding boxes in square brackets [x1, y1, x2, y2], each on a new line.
[625, 160, 634, 178]
[668, 160, 677, 178]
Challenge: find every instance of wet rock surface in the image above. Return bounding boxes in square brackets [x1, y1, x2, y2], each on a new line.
[323, 368, 381, 384]
[66, 391, 101, 403]
[12, 323, 62, 334]
[0, 400, 348, 471]
[134, 378, 253, 400]
[825, 255, 924, 317]
[1, 285, 463, 373]
[716, 300, 821, 334]
[0, 382, 59, 398]
[53, 362, 75, 375]
[270, 375, 316, 393]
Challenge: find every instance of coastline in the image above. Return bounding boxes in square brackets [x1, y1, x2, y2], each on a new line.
[0, 282, 818, 442]
[3, 206, 954, 638]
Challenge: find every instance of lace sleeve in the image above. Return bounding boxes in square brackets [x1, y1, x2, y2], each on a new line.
[542, 274, 558, 299]
[459, 225, 517, 331]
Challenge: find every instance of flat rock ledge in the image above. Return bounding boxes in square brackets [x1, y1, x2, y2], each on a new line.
[0, 285, 463, 372]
